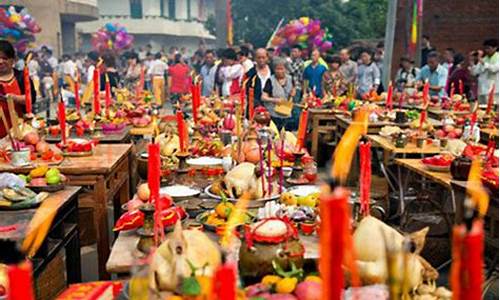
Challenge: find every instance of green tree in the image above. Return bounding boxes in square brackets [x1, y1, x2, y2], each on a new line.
[228, 0, 387, 49]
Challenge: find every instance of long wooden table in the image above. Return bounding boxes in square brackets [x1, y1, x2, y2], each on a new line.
[0, 144, 133, 280]
[0, 187, 81, 298]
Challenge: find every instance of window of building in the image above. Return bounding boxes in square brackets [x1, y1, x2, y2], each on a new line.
[130, 0, 143, 19]
[160, 0, 165, 17]
[168, 0, 176, 19]
[187, 0, 191, 19]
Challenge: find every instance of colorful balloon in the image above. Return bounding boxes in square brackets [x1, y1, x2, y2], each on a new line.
[271, 16, 334, 53]
[91, 22, 133, 53]
[0, 6, 40, 55]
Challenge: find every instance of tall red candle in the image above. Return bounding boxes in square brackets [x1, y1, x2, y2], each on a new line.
[450, 221, 484, 300]
[74, 72, 81, 113]
[239, 84, 246, 113]
[148, 142, 164, 243]
[459, 79, 464, 96]
[104, 74, 112, 115]
[93, 67, 100, 115]
[386, 81, 393, 111]
[58, 99, 67, 145]
[296, 108, 309, 151]
[212, 262, 237, 300]
[267, 137, 272, 197]
[23, 67, 32, 115]
[419, 110, 427, 132]
[486, 84, 495, 114]
[422, 80, 430, 106]
[320, 187, 349, 300]
[359, 142, 371, 216]
[248, 87, 255, 120]
[279, 130, 285, 193]
[7, 261, 35, 300]
[191, 84, 200, 124]
[176, 111, 186, 152]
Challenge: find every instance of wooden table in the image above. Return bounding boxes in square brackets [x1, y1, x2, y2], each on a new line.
[0, 187, 81, 283]
[0, 144, 132, 280]
[368, 135, 442, 157]
[308, 108, 341, 160]
[106, 228, 319, 275]
[45, 126, 131, 144]
[394, 158, 452, 188]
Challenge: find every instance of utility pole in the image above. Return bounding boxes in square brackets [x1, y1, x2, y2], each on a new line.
[382, 0, 398, 89]
[214, 0, 228, 48]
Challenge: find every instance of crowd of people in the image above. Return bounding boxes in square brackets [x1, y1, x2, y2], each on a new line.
[14, 36, 500, 130]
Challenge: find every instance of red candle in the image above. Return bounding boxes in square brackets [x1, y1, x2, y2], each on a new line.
[58, 99, 67, 145]
[93, 67, 100, 115]
[248, 87, 255, 120]
[419, 110, 427, 132]
[451, 220, 484, 300]
[74, 72, 81, 113]
[296, 109, 309, 151]
[486, 84, 495, 114]
[104, 74, 112, 115]
[212, 262, 237, 300]
[148, 142, 164, 243]
[386, 81, 393, 111]
[459, 79, 464, 96]
[359, 142, 371, 216]
[320, 187, 349, 300]
[7, 260, 35, 300]
[422, 80, 430, 106]
[257, 137, 266, 196]
[176, 110, 186, 152]
[449, 82, 455, 100]
[23, 66, 32, 115]
[470, 111, 477, 135]
[191, 84, 200, 124]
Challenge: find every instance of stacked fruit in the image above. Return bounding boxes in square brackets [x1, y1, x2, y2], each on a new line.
[20, 166, 64, 186]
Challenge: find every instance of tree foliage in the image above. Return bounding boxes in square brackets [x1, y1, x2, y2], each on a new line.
[229, 0, 388, 49]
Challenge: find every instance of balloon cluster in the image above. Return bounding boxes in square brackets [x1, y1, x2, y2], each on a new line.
[0, 6, 41, 55]
[271, 17, 333, 53]
[91, 23, 133, 53]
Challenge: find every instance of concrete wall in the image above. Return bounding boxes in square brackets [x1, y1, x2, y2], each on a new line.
[98, 0, 130, 15]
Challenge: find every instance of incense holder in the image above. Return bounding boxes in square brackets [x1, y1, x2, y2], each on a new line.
[137, 203, 155, 253]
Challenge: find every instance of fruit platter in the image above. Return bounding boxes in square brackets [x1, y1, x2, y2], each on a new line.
[422, 154, 454, 172]
[195, 197, 255, 232]
[57, 138, 96, 157]
[23, 166, 66, 193]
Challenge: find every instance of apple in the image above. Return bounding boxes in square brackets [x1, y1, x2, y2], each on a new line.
[454, 128, 463, 137]
[447, 131, 458, 139]
[435, 129, 446, 138]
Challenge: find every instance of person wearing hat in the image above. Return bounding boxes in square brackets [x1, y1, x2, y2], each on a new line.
[395, 56, 420, 95]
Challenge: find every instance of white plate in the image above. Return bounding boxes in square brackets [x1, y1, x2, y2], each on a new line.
[160, 185, 200, 198]
[140, 152, 148, 158]
[287, 185, 320, 197]
[186, 157, 223, 166]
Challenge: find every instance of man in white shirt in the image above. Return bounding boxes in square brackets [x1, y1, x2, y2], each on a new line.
[469, 39, 499, 105]
[62, 54, 77, 81]
[147, 52, 168, 105]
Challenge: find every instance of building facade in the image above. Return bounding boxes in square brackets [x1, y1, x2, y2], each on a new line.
[3, 0, 99, 57]
[76, 0, 216, 54]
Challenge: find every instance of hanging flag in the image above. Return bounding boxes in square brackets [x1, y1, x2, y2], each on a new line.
[226, 0, 233, 46]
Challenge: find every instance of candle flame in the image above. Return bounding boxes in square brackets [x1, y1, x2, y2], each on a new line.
[220, 191, 251, 249]
[331, 108, 368, 183]
[25, 52, 32, 64]
[466, 159, 489, 217]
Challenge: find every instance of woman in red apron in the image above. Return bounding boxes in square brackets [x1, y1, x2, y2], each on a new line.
[0, 40, 35, 138]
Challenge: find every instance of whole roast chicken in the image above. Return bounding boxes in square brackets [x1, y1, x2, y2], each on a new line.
[223, 162, 278, 199]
